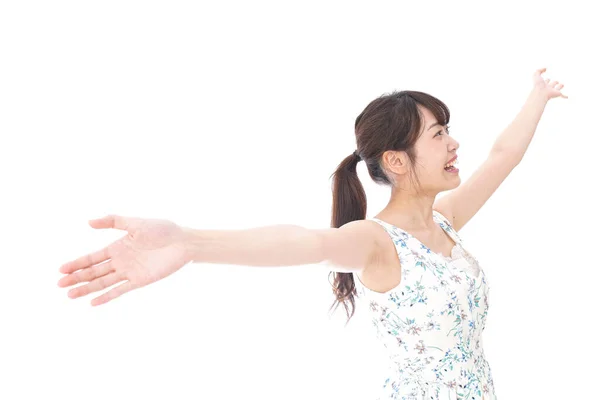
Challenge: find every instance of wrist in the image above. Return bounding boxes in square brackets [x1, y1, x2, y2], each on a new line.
[180, 226, 202, 264]
[530, 86, 551, 103]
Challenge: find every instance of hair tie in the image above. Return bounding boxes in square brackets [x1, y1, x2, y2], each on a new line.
[353, 150, 362, 161]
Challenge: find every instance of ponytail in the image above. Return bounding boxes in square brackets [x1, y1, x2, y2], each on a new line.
[328, 151, 367, 324]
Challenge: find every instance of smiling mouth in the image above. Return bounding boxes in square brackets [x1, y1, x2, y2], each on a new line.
[444, 158, 459, 172]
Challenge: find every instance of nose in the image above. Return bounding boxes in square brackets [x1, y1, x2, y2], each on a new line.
[449, 136, 460, 151]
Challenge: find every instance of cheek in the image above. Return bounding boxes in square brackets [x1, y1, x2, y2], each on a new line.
[412, 160, 438, 177]
[417, 158, 446, 178]
[414, 151, 440, 170]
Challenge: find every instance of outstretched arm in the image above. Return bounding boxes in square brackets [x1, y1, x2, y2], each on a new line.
[434, 68, 567, 231]
[182, 220, 376, 271]
[58, 216, 378, 306]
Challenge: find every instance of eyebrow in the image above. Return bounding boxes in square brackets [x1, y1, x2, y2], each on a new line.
[428, 122, 441, 131]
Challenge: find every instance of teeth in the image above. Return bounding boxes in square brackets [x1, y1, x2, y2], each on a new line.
[445, 159, 458, 169]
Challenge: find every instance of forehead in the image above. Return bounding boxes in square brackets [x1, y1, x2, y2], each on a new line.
[419, 106, 438, 124]
[418, 106, 441, 134]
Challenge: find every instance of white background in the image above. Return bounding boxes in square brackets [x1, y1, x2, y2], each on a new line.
[1, 1, 598, 399]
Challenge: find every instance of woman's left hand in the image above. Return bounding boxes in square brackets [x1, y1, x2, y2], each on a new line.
[533, 67, 568, 100]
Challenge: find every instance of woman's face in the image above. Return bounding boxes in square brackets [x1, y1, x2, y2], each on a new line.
[410, 106, 461, 194]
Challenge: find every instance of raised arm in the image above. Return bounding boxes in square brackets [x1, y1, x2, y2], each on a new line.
[434, 68, 567, 231]
[58, 215, 378, 306]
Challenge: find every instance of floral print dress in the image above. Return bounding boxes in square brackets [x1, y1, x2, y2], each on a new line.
[353, 211, 496, 400]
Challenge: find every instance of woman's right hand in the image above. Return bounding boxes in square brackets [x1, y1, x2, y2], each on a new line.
[58, 214, 191, 306]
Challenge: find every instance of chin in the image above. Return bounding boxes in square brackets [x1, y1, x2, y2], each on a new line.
[445, 175, 461, 190]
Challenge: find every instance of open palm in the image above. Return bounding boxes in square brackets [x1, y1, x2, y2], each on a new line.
[533, 67, 567, 100]
[58, 215, 190, 306]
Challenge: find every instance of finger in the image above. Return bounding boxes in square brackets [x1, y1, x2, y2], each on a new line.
[89, 215, 137, 232]
[68, 272, 125, 299]
[59, 245, 111, 274]
[91, 281, 135, 306]
[58, 261, 113, 288]
[544, 78, 550, 84]
[535, 67, 547, 76]
[548, 80, 558, 87]
[556, 83, 564, 90]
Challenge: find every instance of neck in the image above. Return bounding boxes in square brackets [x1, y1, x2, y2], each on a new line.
[378, 189, 439, 231]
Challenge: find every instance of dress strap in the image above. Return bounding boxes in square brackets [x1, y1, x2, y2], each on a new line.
[367, 217, 412, 253]
[432, 210, 463, 245]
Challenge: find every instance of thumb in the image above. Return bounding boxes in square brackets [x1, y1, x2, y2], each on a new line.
[88, 214, 131, 231]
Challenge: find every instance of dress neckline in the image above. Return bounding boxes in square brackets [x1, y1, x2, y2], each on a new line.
[438, 244, 462, 261]
[370, 213, 482, 278]
[371, 213, 458, 260]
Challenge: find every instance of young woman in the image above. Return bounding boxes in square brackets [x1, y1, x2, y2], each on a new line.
[58, 68, 566, 399]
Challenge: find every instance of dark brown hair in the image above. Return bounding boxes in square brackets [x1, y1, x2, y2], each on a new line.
[328, 90, 450, 324]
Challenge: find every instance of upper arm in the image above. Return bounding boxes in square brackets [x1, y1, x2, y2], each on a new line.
[317, 220, 382, 273]
[434, 149, 521, 232]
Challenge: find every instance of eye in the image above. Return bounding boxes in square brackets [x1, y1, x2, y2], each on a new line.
[435, 125, 451, 137]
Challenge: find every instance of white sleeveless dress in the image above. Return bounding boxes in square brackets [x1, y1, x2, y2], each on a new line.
[353, 210, 497, 399]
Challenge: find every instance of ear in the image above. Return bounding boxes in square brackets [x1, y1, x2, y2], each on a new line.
[382, 150, 410, 175]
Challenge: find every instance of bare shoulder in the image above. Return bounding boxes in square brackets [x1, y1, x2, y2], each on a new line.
[351, 219, 399, 261]
[341, 219, 393, 253]
[355, 219, 403, 294]
[319, 219, 392, 273]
